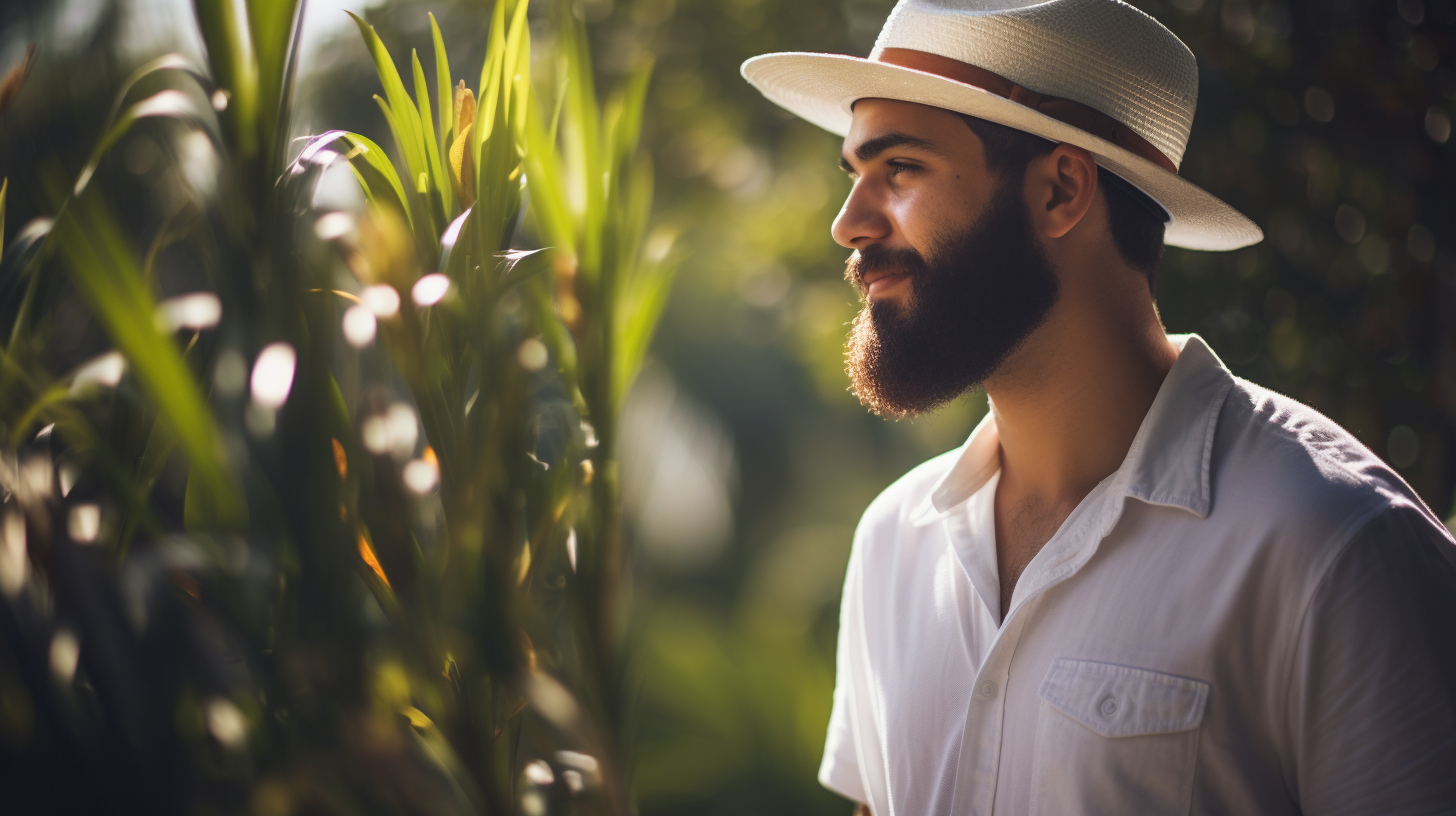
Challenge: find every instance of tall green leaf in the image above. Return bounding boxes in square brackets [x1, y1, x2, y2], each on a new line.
[502, 0, 531, 129]
[523, 93, 574, 258]
[430, 13, 453, 159]
[348, 12, 429, 197]
[192, 0, 259, 158]
[412, 49, 452, 216]
[246, 0, 303, 172]
[475, 0, 509, 148]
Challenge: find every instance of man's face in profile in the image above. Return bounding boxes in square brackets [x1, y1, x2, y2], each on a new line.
[835, 99, 1062, 417]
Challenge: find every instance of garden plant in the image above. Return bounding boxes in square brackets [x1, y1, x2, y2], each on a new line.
[0, 0, 673, 813]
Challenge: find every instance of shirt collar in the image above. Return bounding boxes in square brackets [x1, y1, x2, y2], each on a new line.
[909, 334, 1235, 527]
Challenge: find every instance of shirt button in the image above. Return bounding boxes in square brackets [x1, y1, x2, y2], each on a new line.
[977, 681, 998, 699]
[1099, 696, 1118, 717]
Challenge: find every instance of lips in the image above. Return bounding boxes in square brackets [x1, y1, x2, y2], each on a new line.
[863, 270, 906, 295]
[861, 269, 894, 287]
[846, 247, 923, 297]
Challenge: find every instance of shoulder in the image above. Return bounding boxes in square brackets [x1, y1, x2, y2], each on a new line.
[839, 444, 966, 604]
[1211, 377, 1448, 561]
[1282, 481, 1456, 810]
[856, 446, 964, 536]
[846, 445, 966, 575]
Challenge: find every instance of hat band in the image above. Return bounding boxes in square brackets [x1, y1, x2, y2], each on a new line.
[874, 48, 1179, 174]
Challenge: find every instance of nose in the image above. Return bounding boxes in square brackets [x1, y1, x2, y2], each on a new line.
[831, 177, 892, 249]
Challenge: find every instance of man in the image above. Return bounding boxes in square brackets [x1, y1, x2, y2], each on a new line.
[741, 1, 1456, 814]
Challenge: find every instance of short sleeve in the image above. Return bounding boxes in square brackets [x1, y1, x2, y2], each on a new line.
[1286, 503, 1456, 815]
[819, 527, 868, 805]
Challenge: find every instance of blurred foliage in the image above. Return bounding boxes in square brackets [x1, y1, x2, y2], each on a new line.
[2, 0, 1454, 814]
[0, 0, 671, 813]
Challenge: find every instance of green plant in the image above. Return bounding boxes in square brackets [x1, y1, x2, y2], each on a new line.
[0, 0, 671, 812]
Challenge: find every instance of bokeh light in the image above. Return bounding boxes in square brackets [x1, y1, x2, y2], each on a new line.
[204, 698, 247, 748]
[342, 303, 377, 347]
[411, 273, 450, 307]
[66, 504, 100, 544]
[314, 211, 354, 241]
[48, 631, 79, 683]
[250, 343, 297, 409]
[517, 337, 548, 371]
[402, 457, 439, 493]
[155, 292, 222, 332]
[361, 284, 401, 318]
[69, 351, 126, 394]
[0, 511, 27, 598]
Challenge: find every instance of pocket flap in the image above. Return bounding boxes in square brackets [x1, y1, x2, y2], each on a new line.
[1038, 658, 1209, 738]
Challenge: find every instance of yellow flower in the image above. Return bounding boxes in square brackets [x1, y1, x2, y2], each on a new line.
[449, 81, 476, 208]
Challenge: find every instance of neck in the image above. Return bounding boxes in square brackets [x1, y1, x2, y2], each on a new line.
[984, 277, 1178, 506]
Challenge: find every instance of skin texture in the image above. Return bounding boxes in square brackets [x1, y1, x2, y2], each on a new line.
[832, 100, 1178, 810]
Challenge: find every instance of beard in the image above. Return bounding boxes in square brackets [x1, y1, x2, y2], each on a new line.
[844, 180, 1061, 418]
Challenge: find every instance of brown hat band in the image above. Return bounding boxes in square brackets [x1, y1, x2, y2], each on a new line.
[874, 48, 1179, 175]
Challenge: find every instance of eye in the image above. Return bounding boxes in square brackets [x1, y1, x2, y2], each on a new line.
[886, 160, 919, 177]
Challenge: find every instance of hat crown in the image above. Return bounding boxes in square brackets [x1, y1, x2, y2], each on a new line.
[871, 0, 1198, 168]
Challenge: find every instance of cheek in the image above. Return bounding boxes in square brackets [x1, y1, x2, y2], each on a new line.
[889, 183, 979, 247]
[885, 187, 934, 240]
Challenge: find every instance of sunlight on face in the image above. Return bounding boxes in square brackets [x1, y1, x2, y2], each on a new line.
[832, 98, 1000, 307]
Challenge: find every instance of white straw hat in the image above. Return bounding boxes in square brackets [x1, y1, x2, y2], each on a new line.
[741, 0, 1262, 251]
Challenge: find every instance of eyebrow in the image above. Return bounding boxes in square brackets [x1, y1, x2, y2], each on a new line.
[839, 132, 945, 172]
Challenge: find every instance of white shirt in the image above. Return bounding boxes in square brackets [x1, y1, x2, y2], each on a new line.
[820, 334, 1456, 816]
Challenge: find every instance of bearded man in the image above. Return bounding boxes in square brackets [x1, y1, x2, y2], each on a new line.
[742, 1, 1456, 814]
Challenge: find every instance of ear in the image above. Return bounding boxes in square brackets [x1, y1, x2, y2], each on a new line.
[1025, 144, 1098, 240]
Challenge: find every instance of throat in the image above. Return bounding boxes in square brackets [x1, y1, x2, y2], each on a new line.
[993, 485, 1075, 621]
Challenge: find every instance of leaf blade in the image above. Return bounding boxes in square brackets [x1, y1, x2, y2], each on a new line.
[413, 49, 452, 216]
[430, 13, 453, 157]
[348, 11, 429, 194]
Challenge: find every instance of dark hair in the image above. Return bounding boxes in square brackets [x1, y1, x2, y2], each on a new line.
[955, 113, 1167, 292]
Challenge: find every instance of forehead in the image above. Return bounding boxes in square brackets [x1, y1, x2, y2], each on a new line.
[843, 98, 977, 156]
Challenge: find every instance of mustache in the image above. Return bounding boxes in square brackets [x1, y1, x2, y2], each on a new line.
[844, 245, 929, 288]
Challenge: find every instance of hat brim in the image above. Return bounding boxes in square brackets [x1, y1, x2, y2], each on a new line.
[742, 52, 1262, 252]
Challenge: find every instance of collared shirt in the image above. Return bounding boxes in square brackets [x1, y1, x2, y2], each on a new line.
[819, 334, 1456, 816]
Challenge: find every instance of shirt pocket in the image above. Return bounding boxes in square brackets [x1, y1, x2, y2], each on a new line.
[1029, 658, 1210, 816]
